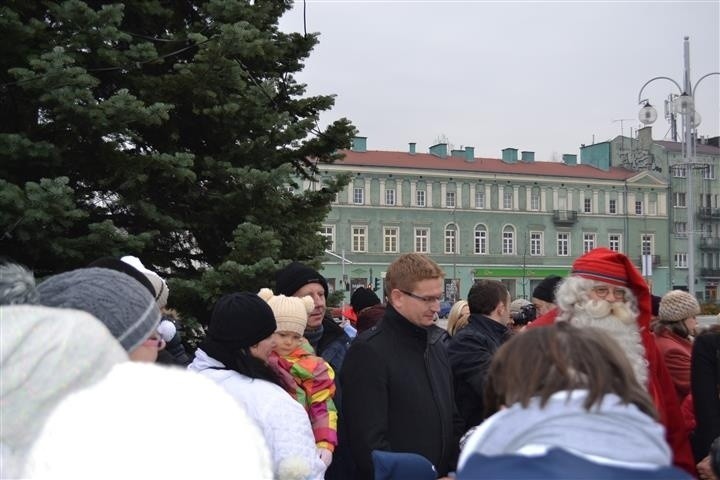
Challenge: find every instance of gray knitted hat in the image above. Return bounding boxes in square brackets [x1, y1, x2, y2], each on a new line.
[37, 267, 161, 352]
[658, 290, 700, 322]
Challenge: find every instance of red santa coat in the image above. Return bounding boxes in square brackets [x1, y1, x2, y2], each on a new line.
[529, 249, 695, 475]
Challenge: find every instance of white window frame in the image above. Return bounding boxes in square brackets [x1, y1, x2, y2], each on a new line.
[583, 233, 596, 253]
[414, 227, 429, 253]
[608, 234, 622, 252]
[674, 222, 687, 237]
[385, 188, 396, 206]
[557, 233, 570, 256]
[320, 225, 335, 251]
[530, 190, 540, 211]
[502, 225, 515, 255]
[503, 191, 513, 209]
[446, 191, 456, 208]
[674, 192, 687, 208]
[416, 190, 426, 207]
[635, 201, 643, 215]
[583, 198, 592, 214]
[703, 164, 715, 180]
[674, 252, 688, 268]
[444, 224, 457, 254]
[530, 231, 543, 256]
[608, 199, 617, 214]
[353, 187, 364, 205]
[475, 190, 485, 209]
[351, 225, 367, 252]
[474, 225, 487, 254]
[383, 226, 398, 253]
[673, 165, 687, 178]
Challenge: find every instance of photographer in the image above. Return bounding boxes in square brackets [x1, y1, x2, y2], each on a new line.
[509, 299, 537, 332]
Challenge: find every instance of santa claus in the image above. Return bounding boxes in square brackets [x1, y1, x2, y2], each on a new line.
[531, 247, 695, 475]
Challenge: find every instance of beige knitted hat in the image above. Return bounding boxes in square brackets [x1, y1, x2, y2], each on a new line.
[258, 288, 313, 336]
[658, 290, 700, 322]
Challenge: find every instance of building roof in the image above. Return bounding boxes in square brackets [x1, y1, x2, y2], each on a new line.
[655, 140, 720, 155]
[333, 150, 638, 180]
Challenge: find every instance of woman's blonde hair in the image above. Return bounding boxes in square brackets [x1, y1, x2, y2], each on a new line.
[446, 300, 469, 336]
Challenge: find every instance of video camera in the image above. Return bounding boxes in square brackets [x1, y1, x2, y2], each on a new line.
[511, 303, 537, 326]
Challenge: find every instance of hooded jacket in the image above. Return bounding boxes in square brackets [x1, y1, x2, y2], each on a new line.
[341, 304, 460, 479]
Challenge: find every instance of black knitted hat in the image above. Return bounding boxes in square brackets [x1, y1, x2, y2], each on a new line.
[351, 287, 380, 313]
[275, 262, 328, 298]
[532, 275, 563, 303]
[206, 292, 276, 349]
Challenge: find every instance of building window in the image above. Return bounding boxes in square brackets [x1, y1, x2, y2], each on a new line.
[530, 232, 543, 256]
[475, 190, 485, 209]
[675, 222, 687, 237]
[674, 252, 688, 268]
[530, 190, 540, 211]
[608, 234, 622, 252]
[557, 233, 570, 256]
[583, 233, 596, 253]
[383, 227, 398, 253]
[502, 225, 515, 255]
[583, 198, 592, 213]
[446, 191, 456, 208]
[608, 199, 617, 214]
[474, 225, 487, 254]
[352, 225, 367, 252]
[385, 188, 396, 206]
[503, 191, 513, 209]
[414, 227, 429, 253]
[641, 234, 654, 256]
[635, 201, 643, 215]
[674, 192, 686, 208]
[445, 224, 457, 254]
[416, 190, 426, 207]
[703, 164, 716, 180]
[647, 200, 657, 216]
[353, 187, 364, 205]
[320, 225, 335, 251]
[673, 165, 687, 177]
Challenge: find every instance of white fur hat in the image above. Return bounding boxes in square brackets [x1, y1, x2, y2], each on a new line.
[258, 288, 313, 336]
[24, 363, 272, 479]
[121, 256, 170, 308]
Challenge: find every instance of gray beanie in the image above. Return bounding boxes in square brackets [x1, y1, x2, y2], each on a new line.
[658, 290, 701, 322]
[37, 267, 161, 352]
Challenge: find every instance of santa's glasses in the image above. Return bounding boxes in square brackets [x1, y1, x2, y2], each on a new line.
[591, 285, 626, 300]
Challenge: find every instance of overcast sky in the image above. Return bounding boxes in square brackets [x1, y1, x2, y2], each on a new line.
[279, 1, 720, 162]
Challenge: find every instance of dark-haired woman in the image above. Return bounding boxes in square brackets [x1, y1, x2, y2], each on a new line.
[188, 292, 326, 480]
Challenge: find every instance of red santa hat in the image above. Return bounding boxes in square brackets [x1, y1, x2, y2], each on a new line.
[570, 247, 653, 353]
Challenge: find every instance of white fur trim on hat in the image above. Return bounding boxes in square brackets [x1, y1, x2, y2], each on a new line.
[258, 288, 312, 336]
[658, 290, 700, 322]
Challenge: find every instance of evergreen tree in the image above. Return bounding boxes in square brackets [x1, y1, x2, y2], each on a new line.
[0, 0, 354, 325]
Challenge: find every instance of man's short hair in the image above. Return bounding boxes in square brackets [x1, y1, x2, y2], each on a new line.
[385, 254, 444, 296]
[467, 280, 508, 316]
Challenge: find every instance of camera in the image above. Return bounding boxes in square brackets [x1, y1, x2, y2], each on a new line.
[512, 303, 537, 326]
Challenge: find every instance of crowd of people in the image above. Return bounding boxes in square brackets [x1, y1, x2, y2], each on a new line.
[0, 247, 718, 479]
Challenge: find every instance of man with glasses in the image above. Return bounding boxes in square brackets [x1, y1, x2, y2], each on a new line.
[530, 247, 695, 475]
[447, 279, 513, 429]
[341, 253, 460, 479]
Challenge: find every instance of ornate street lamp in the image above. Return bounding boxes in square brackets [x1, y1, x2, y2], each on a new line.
[636, 36, 719, 296]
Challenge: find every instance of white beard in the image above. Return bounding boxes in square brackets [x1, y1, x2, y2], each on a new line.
[569, 299, 649, 387]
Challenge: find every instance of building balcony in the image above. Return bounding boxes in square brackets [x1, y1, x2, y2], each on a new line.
[699, 237, 720, 251]
[698, 208, 720, 221]
[552, 210, 577, 226]
[700, 268, 720, 278]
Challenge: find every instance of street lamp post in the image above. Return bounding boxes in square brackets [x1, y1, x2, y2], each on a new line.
[636, 36, 719, 296]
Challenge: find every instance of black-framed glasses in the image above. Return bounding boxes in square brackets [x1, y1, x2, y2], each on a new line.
[399, 289, 442, 304]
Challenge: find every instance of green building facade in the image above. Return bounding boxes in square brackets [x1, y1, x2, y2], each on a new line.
[299, 131, 720, 305]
